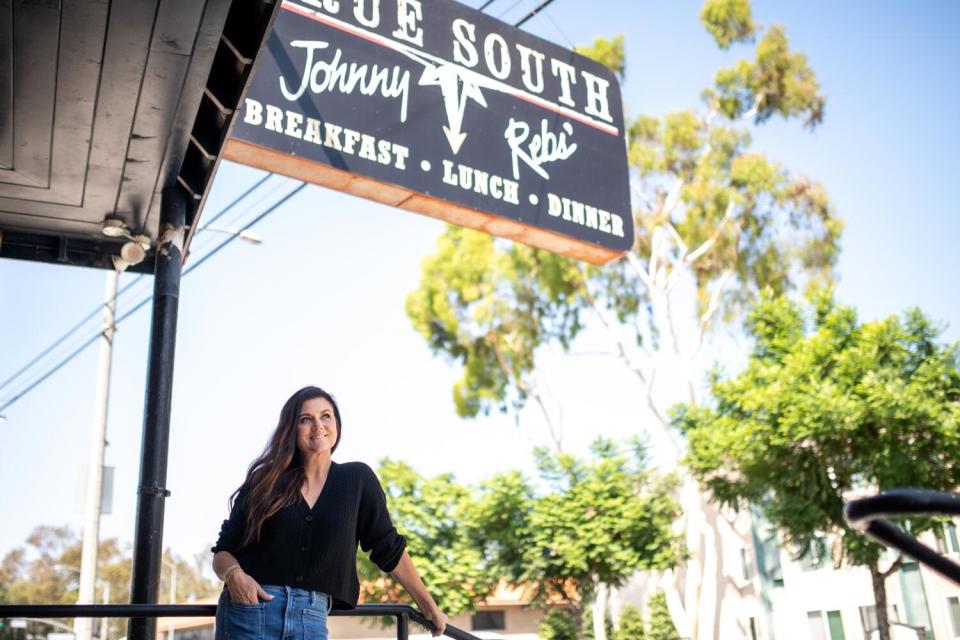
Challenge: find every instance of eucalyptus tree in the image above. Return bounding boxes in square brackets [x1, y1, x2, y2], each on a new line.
[406, 0, 840, 636]
[675, 290, 960, 640]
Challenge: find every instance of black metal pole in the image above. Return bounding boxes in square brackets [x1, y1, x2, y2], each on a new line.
[127, 186, 187, 640]
[397, 613, 409, 640]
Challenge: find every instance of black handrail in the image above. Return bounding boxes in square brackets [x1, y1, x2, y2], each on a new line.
[0, 603, 481, 640]
[844, 489, 960, 585]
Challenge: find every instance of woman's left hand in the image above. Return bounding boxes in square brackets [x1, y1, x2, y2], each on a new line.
[388, 551, 447, 636]
[423, 606, 447, 637]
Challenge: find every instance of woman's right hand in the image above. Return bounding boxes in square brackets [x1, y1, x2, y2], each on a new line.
[225, 570, 274, 604]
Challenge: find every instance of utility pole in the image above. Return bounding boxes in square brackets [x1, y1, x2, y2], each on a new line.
[168, 559, 177, 640]
[100, 581, 110, 640]
[74, 269, 119, 640]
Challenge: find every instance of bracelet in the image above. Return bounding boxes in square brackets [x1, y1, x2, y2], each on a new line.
[222, 565, 243, 583]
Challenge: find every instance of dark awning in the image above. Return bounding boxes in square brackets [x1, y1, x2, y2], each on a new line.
[0, 0, 278, 272]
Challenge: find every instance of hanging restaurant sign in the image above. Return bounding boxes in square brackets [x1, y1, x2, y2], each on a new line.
[224, 0, 633, 264]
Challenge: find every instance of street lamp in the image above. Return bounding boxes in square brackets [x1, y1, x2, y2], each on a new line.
[196, 223, 263, 244]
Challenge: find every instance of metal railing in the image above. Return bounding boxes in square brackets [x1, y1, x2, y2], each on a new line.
[0, 603, 481, 640]
[845, 488, 960, 585]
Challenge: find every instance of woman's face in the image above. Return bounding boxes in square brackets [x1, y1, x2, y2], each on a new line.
[295, 396, 338, 458]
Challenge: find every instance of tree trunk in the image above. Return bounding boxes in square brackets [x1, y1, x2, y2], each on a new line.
[609, 585, 622, 632]
[593, 583, 608, 640]
[869, 560, 891, 640]
[573, 606, 586, 640]
[618, 249, 743, 639]
[659, 573, 693, 639]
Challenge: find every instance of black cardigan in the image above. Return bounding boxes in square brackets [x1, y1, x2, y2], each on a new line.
[212, 461, 406, 609]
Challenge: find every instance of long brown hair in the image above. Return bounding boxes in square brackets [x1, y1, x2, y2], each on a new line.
[231, 386, 342, 547]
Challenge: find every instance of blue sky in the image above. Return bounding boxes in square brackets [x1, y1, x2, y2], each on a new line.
[1, 0, 958, 563]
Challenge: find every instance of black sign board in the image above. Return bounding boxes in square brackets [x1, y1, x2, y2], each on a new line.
[225, 0, 633, 264]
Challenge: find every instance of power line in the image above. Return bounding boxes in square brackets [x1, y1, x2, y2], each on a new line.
[497, 0, 527, 19]
[542, 5, 574, 47]
[187, 175, 290, 256]
[197, 173, 275, 232]
[0, 180, 306, 417]
[514, 0, 557, 27]
[485, 0, 561, 26]
[179, 182, 306, 276]
[0, 174, 274, 398]
[0, 300, 111, 396]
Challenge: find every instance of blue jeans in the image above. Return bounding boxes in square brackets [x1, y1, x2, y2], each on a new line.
[215, 585, 332, 640]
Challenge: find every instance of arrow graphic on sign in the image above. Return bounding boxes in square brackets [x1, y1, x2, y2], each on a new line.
[419, 63, 488, 155]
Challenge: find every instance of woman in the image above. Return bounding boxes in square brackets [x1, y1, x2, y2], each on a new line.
[212, 386, 447, 639]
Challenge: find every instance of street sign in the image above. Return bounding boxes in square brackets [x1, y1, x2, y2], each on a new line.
[73, 465, 114, 516]
[224, 0, 633, 264]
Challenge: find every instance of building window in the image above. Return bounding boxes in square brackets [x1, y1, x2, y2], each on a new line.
[471, 610, 506, 631]
[808, 610, 845, 640]
[826, 610, 845, 640]
[740, 547, 754, 581]
[938, 523, 960, 554]
[750, 513, 784, 587]
[948, 596, 960, 637]
[861, 606, 903, 632]
[799, 537, 828, 571]
[807, 611, 826, 640]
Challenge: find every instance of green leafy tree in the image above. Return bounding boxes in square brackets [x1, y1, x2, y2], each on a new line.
[574, 35, 625, 80]
[406, 228, 583, 450]
[539, 608, 579, 640]
[406, 1, 840, 636]
[0, 526, 216, 640]
[674, 290, 960, 640]
[159, 546, 220, 602]
[357, 460, 496, 617]
[582, 608, 614, 639]
[614, 604, 645, 640]
[699, 0, 754, 49]
[473, 439, 681, 640]
[0, 527, 130, 640]
[646, 591, 679, 640]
